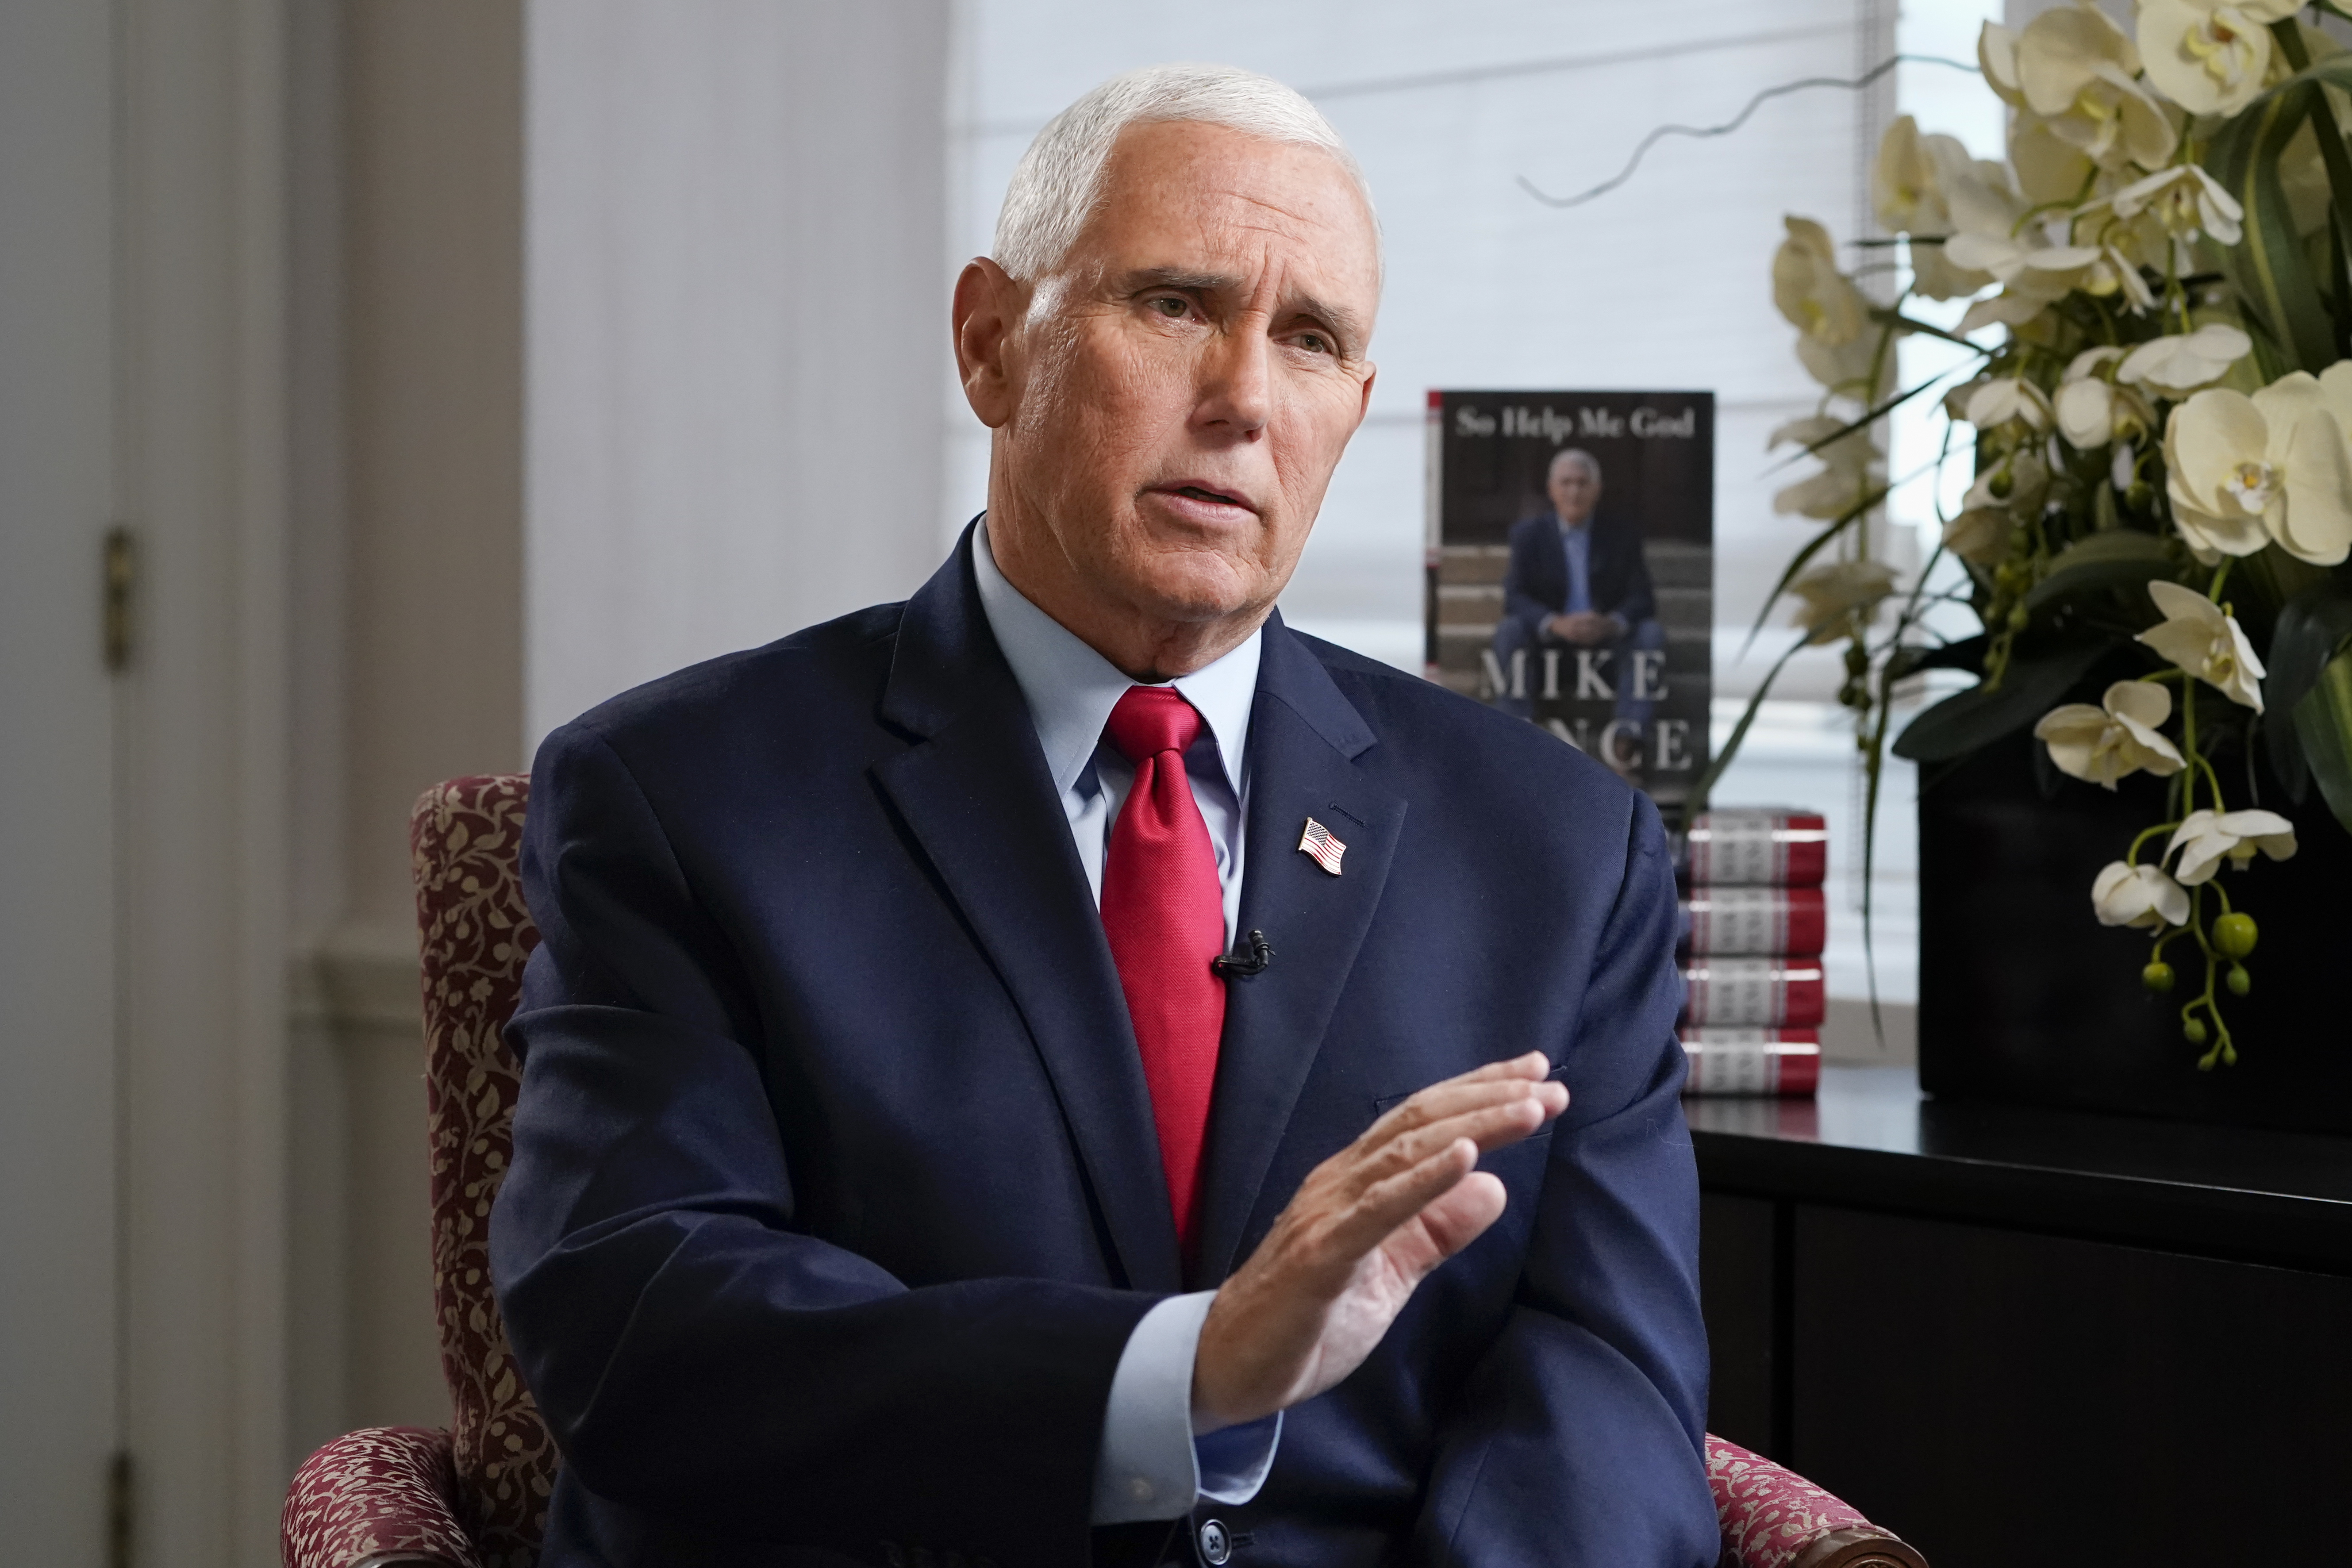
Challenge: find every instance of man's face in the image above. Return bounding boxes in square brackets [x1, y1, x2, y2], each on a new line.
[1549, 459, 1600, 526]
[971, 120, 1380, 661]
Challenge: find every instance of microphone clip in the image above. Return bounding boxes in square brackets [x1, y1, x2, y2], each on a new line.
[1212, 929, 1274, 978]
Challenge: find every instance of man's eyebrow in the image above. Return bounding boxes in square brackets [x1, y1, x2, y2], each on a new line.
[1119, 266, 1240, 294]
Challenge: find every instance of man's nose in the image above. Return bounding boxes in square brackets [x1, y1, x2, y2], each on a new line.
[1194, 322, 1271, 438]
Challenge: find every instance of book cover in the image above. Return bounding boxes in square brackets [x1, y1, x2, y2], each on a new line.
[1680, 1028, 1822, 1097]
[1678, 886, 1828, 957]
[1679, 957, 1826, 1029]
[1679, 808, 1829, 888]
[1425, 389, 1713, 819]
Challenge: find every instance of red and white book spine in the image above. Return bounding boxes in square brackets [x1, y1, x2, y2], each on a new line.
[1679, 1028, 1821, 1096]
[1683, 809, 1829, 888]
[1679, 958, 1826, 1028]
[1678, 886, 1827, 957]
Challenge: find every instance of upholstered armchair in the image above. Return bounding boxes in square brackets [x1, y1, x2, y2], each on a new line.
[280, 775, 1928, 1568]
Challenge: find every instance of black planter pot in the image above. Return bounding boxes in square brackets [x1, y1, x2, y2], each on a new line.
[1918, 729, 2352, 1136]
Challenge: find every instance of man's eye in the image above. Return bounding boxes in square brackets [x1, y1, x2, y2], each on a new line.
[1151, 297, 1190, 318]
[1297, 332, 1330, 354]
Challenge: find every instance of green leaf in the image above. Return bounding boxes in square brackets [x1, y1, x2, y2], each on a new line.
[1738, 497, 1877, 656]
[1769, 363, 1983, 471]
[2266, 582, 2352, 721]
[1892, 635, 2112, 763]
[2291, 649, 2352, 837]
[1687, 634, 1810, 817]
[2206, 81, 2340, 378]
[2264, 582, 2352, 792]
[2021, 530, 2176, 613]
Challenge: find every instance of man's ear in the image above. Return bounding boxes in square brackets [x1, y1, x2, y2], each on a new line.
[953, 257, 1026, 430]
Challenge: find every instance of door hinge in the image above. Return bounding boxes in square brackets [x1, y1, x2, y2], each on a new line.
[103, 526, 135, 673]
[107, 1449, 133, 1568]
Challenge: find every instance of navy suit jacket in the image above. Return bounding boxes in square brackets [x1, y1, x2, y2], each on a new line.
[1502, 511, 1657, 636]
[491, 528, 1716, 1568]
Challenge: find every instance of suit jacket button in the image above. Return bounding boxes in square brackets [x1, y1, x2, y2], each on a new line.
[1197, 1518, 1232, 1565]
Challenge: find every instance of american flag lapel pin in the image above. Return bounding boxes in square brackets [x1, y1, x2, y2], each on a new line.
[1298, 817, 1346, 876]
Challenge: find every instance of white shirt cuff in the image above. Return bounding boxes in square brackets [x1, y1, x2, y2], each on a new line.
[1090, 1291, 1281, 1523]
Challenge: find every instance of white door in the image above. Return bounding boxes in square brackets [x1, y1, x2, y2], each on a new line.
[0, 1, 123, 1560]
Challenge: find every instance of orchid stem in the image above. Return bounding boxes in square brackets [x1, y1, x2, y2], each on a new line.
[2126, 820, 2183, 864]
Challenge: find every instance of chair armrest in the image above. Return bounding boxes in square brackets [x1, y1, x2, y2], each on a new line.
[1706, 1435, 1927, 1568]
[282, 1426, 482, 1568]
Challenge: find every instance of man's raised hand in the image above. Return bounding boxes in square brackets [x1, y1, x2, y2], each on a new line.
[1189, 1052, 1567, 1432]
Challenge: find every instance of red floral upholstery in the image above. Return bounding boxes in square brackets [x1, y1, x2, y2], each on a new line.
[281, 773, 1925, 1568]
[280, 1426, 480, 1568]
[411, 776, 553, 1567]
[1707, 1436, 1925, 1568]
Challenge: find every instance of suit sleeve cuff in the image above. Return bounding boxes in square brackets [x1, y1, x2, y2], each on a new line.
[1090, 1291, 1281, 1522]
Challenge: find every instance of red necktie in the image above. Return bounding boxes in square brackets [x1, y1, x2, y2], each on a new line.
[1099, 686, 1228, 1255]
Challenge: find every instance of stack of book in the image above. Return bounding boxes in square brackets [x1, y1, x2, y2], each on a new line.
[1675, 808, 1827, 1097]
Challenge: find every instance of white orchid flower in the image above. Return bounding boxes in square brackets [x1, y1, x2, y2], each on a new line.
[2055, 347, 2156, 450]
[1981, 6, 2177, 171]
[2092, 861, 2192, 929]
[2139, 0, 2301, 119]
[1772, 219, 1890, 396]
[2010, 115, 2097, 207]
[2167, 807, 2298, 885]
[1872, 116, 1944, 234]
[1957, 290, 2055, 336]
[1944, 451, 2050, 565]
[1944, 231, 2154, 313]
[2164, 364, 2352, 565]
[2034, 680, 2187, 788]
[1872, 118, 2002, 300]
[1768, 415, 1884, 522]
[2136, 580, 2267, 709]
[2118, 323, 2252, 398]
[1773, 217, 1866, 346]
[2103, 164, 2245, 247]
[1789, 559, 1900, 646]
[1965, 377, 2056, 434]
[1945, 231, 2098, 299]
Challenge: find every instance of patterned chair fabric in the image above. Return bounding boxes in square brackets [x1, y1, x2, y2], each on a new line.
[282, 772, 1926, 1568]
[280, 1426, 480, 1568]
[411, 775, 554, 1567]
[1707, 1436, 1927, 1568]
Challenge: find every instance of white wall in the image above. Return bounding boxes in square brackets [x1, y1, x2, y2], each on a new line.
[526, 0, 953, 746]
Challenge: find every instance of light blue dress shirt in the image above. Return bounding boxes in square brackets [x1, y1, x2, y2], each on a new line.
[969, 523, 1283, 1524]
[1558, 513, 1594, 615]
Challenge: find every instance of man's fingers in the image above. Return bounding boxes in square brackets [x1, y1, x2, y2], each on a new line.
[1322, 1135, 1480, 1258]
[1365, 1097, 1556, 1185]
[1365, 1054, 1561, 1139]
[1361, 1080, 1565, 1172]
[1414, 1170, 1508, 1260]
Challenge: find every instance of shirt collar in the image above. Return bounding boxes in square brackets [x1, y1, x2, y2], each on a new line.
[972, 519, 1259, 800]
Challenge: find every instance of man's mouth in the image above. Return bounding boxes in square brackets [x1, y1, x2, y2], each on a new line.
[1152, 481, 1257, 517]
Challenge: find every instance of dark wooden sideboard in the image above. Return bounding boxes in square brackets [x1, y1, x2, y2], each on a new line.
[1689, 1067, 2352, 1568]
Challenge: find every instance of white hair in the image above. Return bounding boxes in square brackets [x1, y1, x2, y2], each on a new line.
[992, 63, 1376, 284]
[1550, 447, 1603, 481]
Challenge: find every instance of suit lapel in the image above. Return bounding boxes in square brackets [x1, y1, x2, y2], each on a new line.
[1193, 619, 1407, 1284]
[872, 534, 1184, 1294]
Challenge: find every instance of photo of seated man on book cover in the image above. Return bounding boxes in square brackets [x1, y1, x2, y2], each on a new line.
[1425, 390, 1714, 814]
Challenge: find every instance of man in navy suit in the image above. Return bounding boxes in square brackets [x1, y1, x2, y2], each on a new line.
[492, 64, 1714, 1568]
[1490, 450, 1667, 764]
